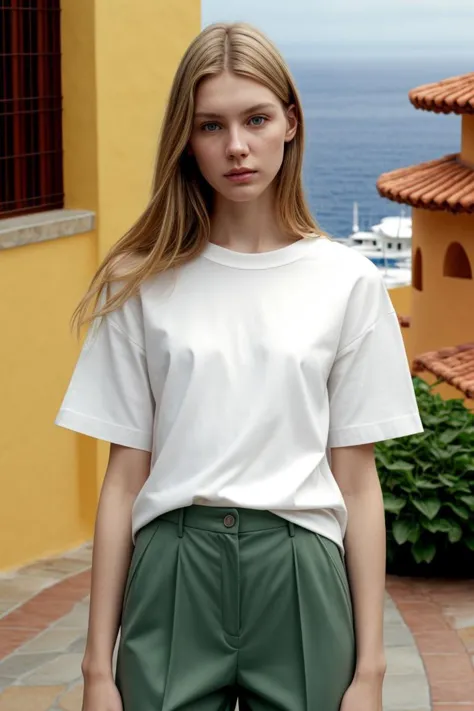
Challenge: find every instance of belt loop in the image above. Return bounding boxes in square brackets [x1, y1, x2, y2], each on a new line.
[178, 508, 184, 538]
[288, 521, 295, 538]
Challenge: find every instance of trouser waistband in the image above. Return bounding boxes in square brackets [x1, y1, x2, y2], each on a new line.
[159, 505, 295, 537]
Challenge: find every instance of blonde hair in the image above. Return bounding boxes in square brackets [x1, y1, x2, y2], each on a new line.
[71, 22, 324, 336]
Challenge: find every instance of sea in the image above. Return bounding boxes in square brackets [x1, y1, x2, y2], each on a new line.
[287, 54, 473, 239]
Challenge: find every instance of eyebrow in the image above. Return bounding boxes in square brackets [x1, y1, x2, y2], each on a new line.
[194, 102, 277, 119]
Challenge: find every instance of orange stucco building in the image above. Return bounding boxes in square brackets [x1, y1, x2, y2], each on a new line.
[377, 72, 474, 403]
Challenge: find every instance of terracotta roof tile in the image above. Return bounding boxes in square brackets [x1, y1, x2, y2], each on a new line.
[409, 72, 474, 114]
[413, 342, 474, 399]
[376, 153, 474, 213]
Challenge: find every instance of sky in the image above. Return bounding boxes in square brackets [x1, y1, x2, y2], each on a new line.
[202, 0, 474, 59]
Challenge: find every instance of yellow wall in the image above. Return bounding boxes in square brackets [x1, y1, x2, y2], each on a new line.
[388, 284, 412, 361]
[410, 208, 474, 357]
[388, 284, 411, 316]
[410, 207, 474, 404]
[0, 0, 200, 572]
[461, 115, 474, 167]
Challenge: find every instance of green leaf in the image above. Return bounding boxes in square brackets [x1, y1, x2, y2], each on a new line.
[385, 461, 415, 473]
[383, 494, 407, 514]
[412, 498, 441, 520]
[444, 502, 470, 520]
[375, 452, 392, 469]
[415, 480, 441, 490]
[453, 454, 474, 469]
[392, 520, 417, 545]
[421, 518, 452, 534]
[460, 496, 474, 510]
[439, 429, 460, 445]
[438, 475, 456, 487]
[412, 540, 437, 564]
[447, 522, 463, 543]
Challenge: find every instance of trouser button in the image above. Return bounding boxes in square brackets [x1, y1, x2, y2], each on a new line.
[223, 514, 235, 528]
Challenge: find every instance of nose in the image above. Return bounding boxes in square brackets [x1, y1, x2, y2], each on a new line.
[225, 126, 249, 159]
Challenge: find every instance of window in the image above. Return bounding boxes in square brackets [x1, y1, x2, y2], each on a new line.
[0, 0, 63, 218]
[413, 247, 423, 291]
[443, 242, 472, 280]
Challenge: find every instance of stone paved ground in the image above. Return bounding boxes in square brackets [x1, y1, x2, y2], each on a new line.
[0, 545, 473, 710]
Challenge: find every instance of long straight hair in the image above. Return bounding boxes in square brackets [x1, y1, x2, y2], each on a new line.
[71, 22, 324, 336]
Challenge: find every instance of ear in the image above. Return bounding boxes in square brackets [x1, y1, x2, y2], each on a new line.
[284, 104, 298, 143]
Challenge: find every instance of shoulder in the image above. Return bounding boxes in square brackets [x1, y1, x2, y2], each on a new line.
[310, 236, 385, 297]
[311, 238, 395, 342]
[313, 236, 380, 275]
[94, 256, 149, 348]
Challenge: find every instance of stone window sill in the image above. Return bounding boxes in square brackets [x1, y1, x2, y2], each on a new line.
[0, 209, 95, 250]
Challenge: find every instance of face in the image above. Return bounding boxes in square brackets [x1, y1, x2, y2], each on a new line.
[188, 71, 297, 203]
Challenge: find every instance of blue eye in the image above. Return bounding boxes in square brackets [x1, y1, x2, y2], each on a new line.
[249, 116, 266, 126]
[202, 122, 220, 132]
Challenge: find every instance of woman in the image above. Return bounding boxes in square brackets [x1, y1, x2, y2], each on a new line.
[56, 22, 423, 711]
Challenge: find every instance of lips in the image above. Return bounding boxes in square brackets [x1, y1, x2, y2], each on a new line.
[224, 169, 256, 176]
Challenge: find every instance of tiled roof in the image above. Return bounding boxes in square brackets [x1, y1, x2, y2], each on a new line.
[376, 153, 474, 213]
[413, 342, 474, 399]
[408, 73, 474, 115]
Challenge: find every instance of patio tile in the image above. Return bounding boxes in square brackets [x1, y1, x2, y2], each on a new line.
[430, 679, 474, 703]
[20, 629, 84, 654]
[448, 614, 474, 630]
[22, 653, 83, 686]
[384, 625, 416, 647]
[399, 610, 449, 631]
[0, 628, 37, 660]
[16, 559, 89, 578]
[385, 645, 425, 675]
[54, 604, 89, 629]
[0, 577, 57, 602]
[0, 602, 17, 617]
[412, 629, 466, 654]
[421, 653, 474, 684]
[383, 607, 406, 624]
[0, 600, 72, 630]
[64, 547, 92, 564]
[57, 683, 84, 711]
[0, 685, 65, 711]
[382, 673, 430, 709]
[0, 653, 59, 680]
[66, 636, 86, 655]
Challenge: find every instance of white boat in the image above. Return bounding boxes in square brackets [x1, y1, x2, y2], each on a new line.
[345, 202, 412, 286]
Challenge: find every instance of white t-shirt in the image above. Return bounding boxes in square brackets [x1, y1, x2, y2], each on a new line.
[55, 235, 423, 552]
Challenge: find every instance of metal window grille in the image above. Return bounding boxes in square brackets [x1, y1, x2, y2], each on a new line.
[0, 0, 63, 218]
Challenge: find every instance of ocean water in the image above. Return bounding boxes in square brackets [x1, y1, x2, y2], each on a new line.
[288, 55, 473, 238]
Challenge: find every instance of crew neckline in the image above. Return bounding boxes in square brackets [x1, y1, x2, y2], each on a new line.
[201, 234, 322, 269]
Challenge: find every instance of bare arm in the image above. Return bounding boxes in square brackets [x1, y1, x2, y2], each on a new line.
[81, 443, 151, 681]
[331, 443, 387, 681]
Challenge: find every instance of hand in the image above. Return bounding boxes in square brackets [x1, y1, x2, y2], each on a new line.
[82, 676, 123, 711]
[339, 674, 384, 711]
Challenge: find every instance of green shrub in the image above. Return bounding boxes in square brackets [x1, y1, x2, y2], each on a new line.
[375, 376, 474, 572]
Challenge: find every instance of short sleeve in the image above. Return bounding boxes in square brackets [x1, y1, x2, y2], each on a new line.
[55, 290, 155, 451]
[327, 267, 423, 448]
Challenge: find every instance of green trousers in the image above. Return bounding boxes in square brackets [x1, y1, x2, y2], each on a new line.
[116, 506, 356, 710]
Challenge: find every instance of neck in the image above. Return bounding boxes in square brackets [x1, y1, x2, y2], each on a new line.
[209, 185, 299, 253]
